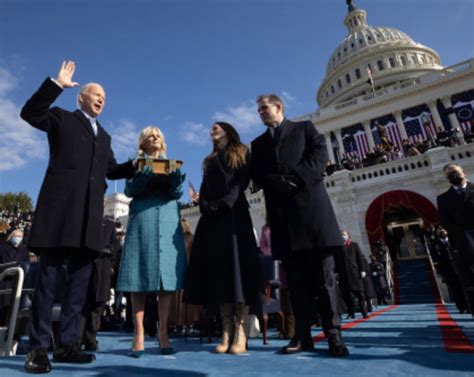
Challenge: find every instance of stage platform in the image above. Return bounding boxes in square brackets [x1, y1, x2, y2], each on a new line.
[1, 302, 473, 377]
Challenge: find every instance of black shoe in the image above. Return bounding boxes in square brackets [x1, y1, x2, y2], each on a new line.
[362, 312, 369, 319]
[82, 341, 98, 351]
[25, 348, 52, 374]
[280, 337, 314, 354]
[53, 343, 96, 363]
[327, 330, 349, 357]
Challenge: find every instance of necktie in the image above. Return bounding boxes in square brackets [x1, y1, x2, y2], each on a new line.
[90, 119, 98, 136]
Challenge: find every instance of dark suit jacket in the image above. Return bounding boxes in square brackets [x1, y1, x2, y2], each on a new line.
[250, 118, 343, 260]
[437, 181, 474, 256]
[20, 78, 134, 254]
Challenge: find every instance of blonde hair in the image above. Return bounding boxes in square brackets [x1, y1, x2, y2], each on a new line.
[137, 126, 167, 158]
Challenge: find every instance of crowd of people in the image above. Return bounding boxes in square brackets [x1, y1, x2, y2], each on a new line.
[1, 61, 472, 374]
[326, 121, 473, 175]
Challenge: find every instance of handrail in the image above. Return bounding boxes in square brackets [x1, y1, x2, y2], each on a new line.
[0, 266, 24, 357]
[423, 236, 445, 304]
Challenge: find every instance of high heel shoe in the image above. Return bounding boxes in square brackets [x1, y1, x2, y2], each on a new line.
[130, 349, 145, 358]
[159, 347, 174, 355]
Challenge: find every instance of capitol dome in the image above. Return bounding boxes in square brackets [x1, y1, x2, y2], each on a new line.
[317, 2, 443, 108]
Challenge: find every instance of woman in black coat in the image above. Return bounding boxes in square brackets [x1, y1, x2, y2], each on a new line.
[184, 121, 261, 355]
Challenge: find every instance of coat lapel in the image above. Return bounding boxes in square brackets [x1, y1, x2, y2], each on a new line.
[74, 110, 96, 138]
[275, 118, 291, 156]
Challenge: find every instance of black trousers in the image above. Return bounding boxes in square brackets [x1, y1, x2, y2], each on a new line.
[282, 250, 341, 340]
[342, 289, 368, 315]
[80, 302, 105, 346]
[29, 249, 94, 349]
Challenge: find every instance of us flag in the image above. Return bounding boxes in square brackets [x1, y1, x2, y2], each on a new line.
[453, 90, 474, 134]
[402, 105, 436, 143]
[342, 124, 369, 158]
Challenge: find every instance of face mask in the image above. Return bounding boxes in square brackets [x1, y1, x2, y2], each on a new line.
[10, 236, 22, 247]
[342, 234, 349, 242]
[447, 171, 463, 186]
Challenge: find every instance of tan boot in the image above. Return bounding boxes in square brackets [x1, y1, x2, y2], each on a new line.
[214, 304, 234, 353]
[229, 304, 249, 355]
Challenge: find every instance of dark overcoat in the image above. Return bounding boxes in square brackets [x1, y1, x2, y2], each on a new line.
[250, 118, 343, 260]
[340, 242, 366, 292]
[368, 261, 388, 293]
[20, 79, 134, 254]
[437, 182, 474, 257]
[87, 218, 120, 303]
[183, 149, 262, 305]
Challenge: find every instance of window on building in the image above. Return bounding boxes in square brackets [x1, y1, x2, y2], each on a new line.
[337, 79, 342, 89]
[346, 74, 351, 84]
[420, 55, 426, 64]
[331, 85, 335, 94]
[355, 68, 361, 79]
[351, 43, 355, 48]
[389, 57, 396, 68]
[411, 55, 417, 65]
[377, 60, 384, 70]
[400, 56, 407, 66]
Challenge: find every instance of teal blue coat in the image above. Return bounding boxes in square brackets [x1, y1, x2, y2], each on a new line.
[117, 171, 187, 292]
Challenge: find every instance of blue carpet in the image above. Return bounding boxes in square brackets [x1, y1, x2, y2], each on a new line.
[1, 304, 473, 376]
[396, 259, 434, 304]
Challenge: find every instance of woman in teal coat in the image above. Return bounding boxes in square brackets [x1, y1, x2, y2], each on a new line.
[117, 126, 186, 356]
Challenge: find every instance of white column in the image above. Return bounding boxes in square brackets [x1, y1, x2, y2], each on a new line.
[441, 96, 462, 130]
[324, 132, 336, 163]
[393, 110, 408, 140]
[335, 128, 344, 159]
[362, 120, 376, 150]
[427, 100, 444, 131]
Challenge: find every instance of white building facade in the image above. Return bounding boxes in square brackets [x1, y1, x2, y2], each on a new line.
[106, 3, 474, 259]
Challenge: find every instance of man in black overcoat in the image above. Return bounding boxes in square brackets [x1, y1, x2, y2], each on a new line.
[338, 230, 368, 319]
[79, 216, 120, 351]
[437, 163, 474, 316]
[250, 94, 348, 357]
[20, 61, 135, 373]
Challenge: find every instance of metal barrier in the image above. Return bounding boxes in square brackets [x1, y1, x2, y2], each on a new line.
[0, 265, 25, 357]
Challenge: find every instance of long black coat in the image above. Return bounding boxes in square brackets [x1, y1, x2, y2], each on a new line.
[183, 149, 262, 305]
[20, 79, 134, 254]
[250, 119, 343, 260]
[368, 261, 388, 293]
[339, 242, 366, 292]
[87, 218, 120, 303]
[437, 182, 474, 257]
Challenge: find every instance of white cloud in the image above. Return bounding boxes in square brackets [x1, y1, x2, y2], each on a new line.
[179, 122, 209, 146]
[281, 91, 297, 103]
[212, 101, 260, 133]
[109, 119, 141, 160]
[0, 67, 46, 172]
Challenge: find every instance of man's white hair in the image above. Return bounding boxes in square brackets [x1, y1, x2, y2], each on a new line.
[76, 82, 105, 109]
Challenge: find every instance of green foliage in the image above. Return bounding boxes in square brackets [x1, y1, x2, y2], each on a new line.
[0, 192, 34, 213]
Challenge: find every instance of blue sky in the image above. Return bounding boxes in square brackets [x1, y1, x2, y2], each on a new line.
[0, 0, 473, 204]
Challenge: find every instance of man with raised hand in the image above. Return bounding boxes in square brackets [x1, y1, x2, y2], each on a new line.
[21, 61, 135, 373]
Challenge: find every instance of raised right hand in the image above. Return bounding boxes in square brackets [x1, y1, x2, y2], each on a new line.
[56, 61, 80, 88]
